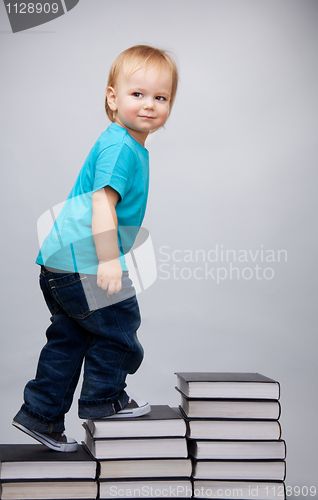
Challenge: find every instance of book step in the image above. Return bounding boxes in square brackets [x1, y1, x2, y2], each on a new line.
[175, 372, 280, 400]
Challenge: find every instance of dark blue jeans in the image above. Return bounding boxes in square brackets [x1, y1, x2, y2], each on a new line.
[14, 267, 143, 433]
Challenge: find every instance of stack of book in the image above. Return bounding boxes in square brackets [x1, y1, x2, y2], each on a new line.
[175, 372, 286, 500]
[83, 405, 192, 499]
[0, 443, 98, 499]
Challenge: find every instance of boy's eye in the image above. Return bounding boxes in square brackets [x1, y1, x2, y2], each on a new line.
[132, 92, 143, 98]
[155, 96, 166, 101]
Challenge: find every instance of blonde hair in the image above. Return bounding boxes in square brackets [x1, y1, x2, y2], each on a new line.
[105, 45, 178, 122]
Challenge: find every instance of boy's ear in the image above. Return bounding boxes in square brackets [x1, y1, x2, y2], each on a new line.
[106, 86, 117, 111]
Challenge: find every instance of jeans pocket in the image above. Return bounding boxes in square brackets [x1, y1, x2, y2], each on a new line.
[48, 274, 94, 320]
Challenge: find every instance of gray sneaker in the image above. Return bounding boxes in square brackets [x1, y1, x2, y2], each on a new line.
[12, 421, 78, 452]
[104, 396, 151, 418]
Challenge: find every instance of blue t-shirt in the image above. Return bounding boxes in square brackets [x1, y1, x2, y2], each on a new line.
[36, 123, 149, 274]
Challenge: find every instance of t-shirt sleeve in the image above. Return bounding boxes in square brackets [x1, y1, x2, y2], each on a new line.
[93, 143, 135, 200]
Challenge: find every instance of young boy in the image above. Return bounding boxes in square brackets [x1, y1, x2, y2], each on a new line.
[13, 45, 178, 452]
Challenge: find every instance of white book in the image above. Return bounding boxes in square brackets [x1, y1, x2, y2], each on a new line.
[84, 405, 186, 438]
[188, 439, 286, 460]
[180, 397, 280, 419]
[99, 458, 192, 479]
[84, 434, 188, 460]
[99, 479, 193, 499]
[175, 372, 280, 399]
[193, 481, 285, 500]
[0, 481, 98, 500]
[187, 419, 281, 440]
[193, 460, 286, 480]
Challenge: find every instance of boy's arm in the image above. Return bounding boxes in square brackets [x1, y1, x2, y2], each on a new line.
[92, 186, 122, 294]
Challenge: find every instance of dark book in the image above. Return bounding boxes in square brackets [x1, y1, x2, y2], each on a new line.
[99, 458, 192, 479]
[184, 418, 281, 440]
[83, 433, 188, 460]
[0, 479, 98, 500]
[84, 405, 186, 438]
[0, 444, 97, 480]
[188, 439, 286, 460]
[98, 478, 193, 499]
[178, 394, 281, 420]
[175, 373, 280, 400]
[193, 480, 286, 499]
[192, 459, 286, 480]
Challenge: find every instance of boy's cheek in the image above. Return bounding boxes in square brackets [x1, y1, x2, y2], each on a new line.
[122, 107, 138, 121]
[160, 109, 170, 124]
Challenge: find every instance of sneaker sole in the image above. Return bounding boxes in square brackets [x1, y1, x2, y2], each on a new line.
[105, 402, 151, 419]
[12, 421, 78, 452]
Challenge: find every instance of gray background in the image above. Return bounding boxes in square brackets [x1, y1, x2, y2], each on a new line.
[1, 0, 317, 490]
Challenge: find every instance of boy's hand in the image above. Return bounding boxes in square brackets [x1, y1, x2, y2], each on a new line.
[97, 259, 122, 294]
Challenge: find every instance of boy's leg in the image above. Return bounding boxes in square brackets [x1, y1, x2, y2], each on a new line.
[14, 312, 89, 433]
[71, 272, 145, 418]
[78, 295, 144, 418]
[13, 268, 95, 451]
[13, 269, 91, 434]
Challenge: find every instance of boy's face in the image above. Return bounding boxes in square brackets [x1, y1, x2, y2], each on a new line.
[107, 65, 172, 146]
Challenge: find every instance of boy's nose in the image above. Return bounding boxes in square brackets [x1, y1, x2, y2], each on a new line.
[143, 98, 155, 109]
